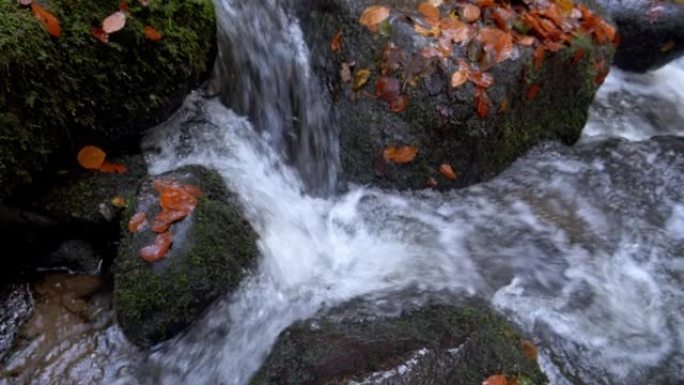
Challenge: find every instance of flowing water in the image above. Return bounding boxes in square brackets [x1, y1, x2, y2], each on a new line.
[2, 1, 684, 384]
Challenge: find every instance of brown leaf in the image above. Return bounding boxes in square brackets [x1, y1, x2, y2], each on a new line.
[143, 26, 162, 41]
[91, 26, 109, 43]
[482, 374, 508, 385]
[478, 27, 513, 64]
[102, 11, 126, 34]
[418, 2, 440, 20]
[572, 47, 585, 64]
[128, 212, 148, 233]
[331, 30, 343, 53]
[477, 0, 495, 7]
[439, 163, 457, 180]
[660, 40, 675, 53]
[98, 161, 127, 174]
[534, 46, 546, 70]
[462, 4, 481, 23]
[340, 62, 352, 83]
[475, 87, 491, 119]
[119, 0, 129, 12]
[451, 68, 468, 88]
[111, 196, 127, 208]
[359, 5, 391, 32]
[31, 3, 61, 38]
[426, 177, 438, 188]
[467, 71, 494, 88]
[353, 68, 371, 90]
[526, 84, 541, 101]
[383, 146, 418, 164]
[139, 231, 173, 262]
[389, 93, 409, 112]
[77, 146, 106, 170]
[521, 340, 539, 361]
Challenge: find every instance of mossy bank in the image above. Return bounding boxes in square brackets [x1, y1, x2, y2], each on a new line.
[0, 0, 216, 200]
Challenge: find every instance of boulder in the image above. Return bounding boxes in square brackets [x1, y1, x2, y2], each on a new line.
[251, 294, 547, 385]
[0, 0, 216, 200]
[296, 0, 616, 190]
[598, 0, 684, 72]
[0, 284, 33, 363]
[114, 166, 259, 346]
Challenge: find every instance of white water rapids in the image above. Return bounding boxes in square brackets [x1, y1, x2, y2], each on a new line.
[2, 1, 684, 384]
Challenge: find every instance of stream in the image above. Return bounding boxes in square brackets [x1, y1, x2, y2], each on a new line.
[1, 1, 683, 384]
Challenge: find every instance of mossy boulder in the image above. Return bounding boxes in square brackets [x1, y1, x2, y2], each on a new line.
[0, 0, 216, 200]
[250, 294, 547, 385]
[597, 0, 684, 72]
[296, 0, 615, 190]
[114, 166, 258, 346]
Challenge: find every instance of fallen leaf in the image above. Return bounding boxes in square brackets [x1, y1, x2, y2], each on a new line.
[526, 84, 541, 101]
[383, 146, 418, 164]
[91, 26, 109, 43]
[482, 374, 508, 385]
[359, 5, 391, 32]
[475, 87, 491, 118]
[143, 26, 162, 41]
[354, 69, 371, 90]
[111, 196, 127, 208]
[77, 146, 106, 170]
[151, 209, 188, 233]
[468, 70, 494, 88]
[157, 186, 198, 214]
[451, 68, 468, 88]
[521, 340, 539, 361]
[331, 30, 343, 53]
[376, 76, 408, 112]
[98, 161, 127, 174]
[140, 231, 173, 262]
[119, 0, 129, 12]
[389, 93, 409, 112]
[462, 4, 481, 23]
[18, 0, 32, 6]
[427, 177, 438, 188]
[478, 27, 513, 63]
[418, 2, 440, 20]
[439, 163, 457, 180]
[31, 3, 61, 38]
[534, 46, 545, 70]
[572, 47, 585, 64]
[103, 11, 126, 34]
[128, 212, 148, 233]
[660, 40, 675, 53]
[340, 62, 352, 83]
[478, 0, 495, 8]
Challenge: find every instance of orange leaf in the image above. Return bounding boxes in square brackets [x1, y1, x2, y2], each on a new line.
[103, 11, 126, 34]
[119, 0, 129, 12]
[359, 5, 390, 32]
[477, 0, 495, 8]
[478, 27, 513, 64]
[139, 231, 173, 262]
[521, 340, 539, 361]
[451, 68, 468, 88]
[482, 374, 508, 385]
[526, 84, 541, 101]
[91, 26, 109, 43]
[151, 209, 188, 233]
[331, 30, 343, 53]
[418, 2, 440, 20]
[128, 212, 148, 233]
[383, 146, 418, 164]
[77, 145, 106, 170]
[462, 4, 481, 23]
[468, 70, 494, 88]
[534, 46, 546, 70]
[143, 25, 163, 41]
[439, 163, 457, 180]
[475, 87, 491, 119]
[572, 47, 585, 64]
[98, 161, 127, 174]
[31, 3, 61, 38]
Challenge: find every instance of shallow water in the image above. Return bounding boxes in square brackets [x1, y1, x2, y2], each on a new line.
[1, 2, 683, 383]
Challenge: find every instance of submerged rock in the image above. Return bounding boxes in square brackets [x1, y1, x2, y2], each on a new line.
[296, 0, 615, 190]
[598, 0, 684, 72]
[0, 0, 216, 200]
[0, 284, 33, 363]
[251, 294, 547, 385]
[114, 166, 259, 346]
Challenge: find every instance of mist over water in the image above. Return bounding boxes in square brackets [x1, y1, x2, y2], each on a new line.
[1, 0, 683, 383]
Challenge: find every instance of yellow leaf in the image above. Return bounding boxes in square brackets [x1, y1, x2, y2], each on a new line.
[111, 196, 127, 208]
[353, 69, 371, 90]
[359, 5, 391, 32]
[383, 146, 418, 164]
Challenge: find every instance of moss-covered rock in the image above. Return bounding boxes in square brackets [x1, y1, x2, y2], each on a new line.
[597, 0, 684, 72]
[296, 0, 615, 190]
[114, 166, 258, 346]
[0, 0, 216, 200]
[250, 295, 547, 385]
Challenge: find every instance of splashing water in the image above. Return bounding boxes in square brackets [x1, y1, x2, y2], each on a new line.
[1, 0, 683, 383]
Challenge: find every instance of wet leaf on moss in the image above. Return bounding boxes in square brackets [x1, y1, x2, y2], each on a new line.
[143, 26, 163, 41]
[31, 3, 61, 38]
[103, 11, 126, 34]
[359, 5, 390, 32]
[383, 146, 418, 164]
[77, 146, 106, 170]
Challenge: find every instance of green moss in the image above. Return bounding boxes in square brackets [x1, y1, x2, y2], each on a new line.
[0, 0, 216, 199]
[114, 167, 258, 346]
[251, 303, 547, 385]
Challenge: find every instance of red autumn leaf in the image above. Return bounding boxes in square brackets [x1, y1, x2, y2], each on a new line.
[91, 26, 109, 43]
[376, 76, 408, 112]
[128, 212, 148, 233]
[439, 163, 457, 180]
[477, 0, 495, 8]
[526, 84, 541, 101]
[475, 87, 491, 119]
[98, 161, 127, 174]
[159, 188, 198, 213]
[331, 30, 343, 53]
[572, 47, 585, 64]
[143, 26, 163, 41]
[359, 5, 390, 32]
[389, 93, 409, 112]
[534, 46, 546, 70]
[468, 71, 494, 88]
[139, 231, 173, 262]
[482, 374, 508, 385]
[383, 146, 418, 164]
[31, 3, 61, 38]
[119, 0, 129, 12]
[151, 209, 188, 233]
[103, 11, 126, 34]
[77, 145, 106, 170]
[462, 4, 481, 23]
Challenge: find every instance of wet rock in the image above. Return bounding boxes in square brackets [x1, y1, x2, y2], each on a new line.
[0, 284, 33, 363]
[296, 0, 615, 190]
[0, 0, 217, 200]
[114, 166, 259, 346]
[251, 294, 547, 385]
[598, 0, 684, 72]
